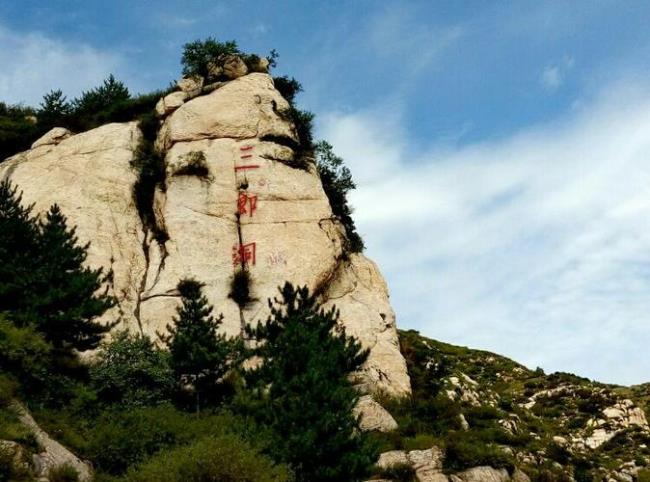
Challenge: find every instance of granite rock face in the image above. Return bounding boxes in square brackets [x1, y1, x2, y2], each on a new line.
[0, 72, 411, 398]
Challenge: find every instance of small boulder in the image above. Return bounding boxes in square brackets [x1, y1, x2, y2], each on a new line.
[207, 60, 223, 79]
[249, 56, 270, 73]
[221, 54, 248, 79]
[155, 91, 189, 117]
[177, 76, 204, 99]
[354, 395, 398, 432]
[31, 127, 72, 149]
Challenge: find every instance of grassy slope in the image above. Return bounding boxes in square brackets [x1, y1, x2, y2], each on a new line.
[376, 329, 650, 481]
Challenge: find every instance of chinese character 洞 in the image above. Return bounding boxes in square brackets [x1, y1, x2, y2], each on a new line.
[238, 192, 258, 217]
[232, 242, 256, 266]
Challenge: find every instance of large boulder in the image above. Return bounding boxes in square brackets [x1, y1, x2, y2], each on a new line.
[0, 73, 411, 398]
[0, 122, 144, 333]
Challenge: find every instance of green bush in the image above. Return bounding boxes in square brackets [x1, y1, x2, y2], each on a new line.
[314, 141, 364, 253]
[130, 139, 167, 243]
[124, 434, 291, 482]
[86, 406, 273, 477]
[48, 464, 79, 482]
[443, 431, 514, 473]
[174, 151, 209, 178]
[86, 405, 204, 475]
[0, 317, 51, 393]
[0, 443, 32, 482]
[273, 76, 303, 104]
[638, 469, 650, 482]
[181, 37, 240, 78]
[0, 102, 41, 162]
[90, 331, 174, 407]
[229, 268, 252, 307]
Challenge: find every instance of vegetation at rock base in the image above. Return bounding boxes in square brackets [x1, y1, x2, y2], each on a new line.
[0, 181, 115, 402]
[123, 434, 291, 482]
[159, 278, 241, 412]
[0, 186, 377, 480]
[243, 283, 377, 482]
[47, 464, 79, 482]
[90, 331, 175, 408]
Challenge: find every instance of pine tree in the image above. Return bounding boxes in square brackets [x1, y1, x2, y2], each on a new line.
[72, 74, 130, 115]
[0, 180, 40, 316]
[244, 283, 376, 482]
[160, 278, 237, 412]
[30, 204, 116, 352]
[38, 89, 71, 129]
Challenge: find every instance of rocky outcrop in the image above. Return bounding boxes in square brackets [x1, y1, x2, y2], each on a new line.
[354, 395, 398, 432]
[0, 72, 411, 399]
[0, 122, 144, 333]
[574, 398, 649, 449]
[373, 446, 529, 482]
[11, 401, 92, 481]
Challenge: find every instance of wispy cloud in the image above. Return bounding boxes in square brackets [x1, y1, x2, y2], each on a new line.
[0, 24, 124, 106]
[319, 77, 650, 385]
[541, 56, 575, 90]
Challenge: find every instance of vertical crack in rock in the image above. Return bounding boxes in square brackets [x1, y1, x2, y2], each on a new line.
[234, 208, 248, 337]
[133, 227, 150, 334]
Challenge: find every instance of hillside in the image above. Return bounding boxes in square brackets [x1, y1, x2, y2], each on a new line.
[370, 330, 650, 481]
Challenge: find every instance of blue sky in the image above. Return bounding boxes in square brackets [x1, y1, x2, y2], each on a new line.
[2, 1, 650, 385]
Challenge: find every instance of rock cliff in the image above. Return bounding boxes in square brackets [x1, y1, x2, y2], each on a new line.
[0, 71, 411, 399]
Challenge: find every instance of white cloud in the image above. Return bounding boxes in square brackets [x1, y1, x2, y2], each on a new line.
[541, 56, 575, 90]
[0, 25, 125, 106]
[319, 79, 650, 385]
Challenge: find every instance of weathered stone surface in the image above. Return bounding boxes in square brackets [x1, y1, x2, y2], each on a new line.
[376, 446, 445, 482]
[12, 401, 92, 481]
[157, 73, 297, 149]
[0, 72, 411, 398]
[177, 75, 204, 98]
[31, 127, 72, 149]
[0, 122, 144, 333]
[249, 56, 270, 73]
[354, 395, 398, 432]
[454, 467, 511, 482]
[222, 54, 249, 79]
[155, 91, 189, 117]
[322, 253, 412, 397]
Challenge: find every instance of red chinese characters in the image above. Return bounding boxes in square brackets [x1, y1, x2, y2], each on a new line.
[238, 192, 258, 217]
[232, 242, 256, 266]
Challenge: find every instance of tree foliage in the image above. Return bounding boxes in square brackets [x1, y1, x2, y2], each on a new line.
[160, 278, 239, 411]
[91, 331, 174, 407]
[72, 74, 130, 116]
[244, 283, 376, 482]
[0, 102, 40, 162]
[273, 76, 303, 104]
[315, 141, 364, 252]
[0, 181, 115, 355]
[181, 37, 241, 77]
[38, 89, 72, 131]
